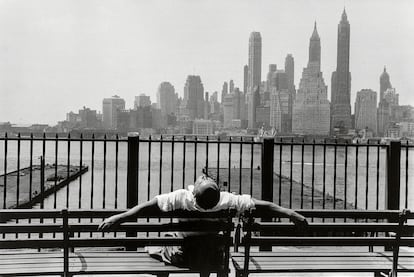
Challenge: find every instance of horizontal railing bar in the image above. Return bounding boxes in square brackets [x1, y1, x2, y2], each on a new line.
[0, 135, 406, 147]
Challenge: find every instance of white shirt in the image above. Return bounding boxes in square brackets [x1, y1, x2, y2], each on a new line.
[155, 186, 255, 214]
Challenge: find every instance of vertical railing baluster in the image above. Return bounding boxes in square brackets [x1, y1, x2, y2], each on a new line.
[217, 136, 221, 185]
[79, 134, 83, 209]
[148, 135, 152, 200]
[365, 141, 370, 210]
[311, 139, 315, 210]
[159, 135, 163, 195]
[289, 138, 293, 209]
[115, 134, 119, 209]
[344, 140, 348, 210]
[54, 134, 58, 209]
[322, 139, 326, 211]
[376, 141, 380, 210]
[102, 134, 107, 209]
[2, 133, 7, 236]
[29, 133, 33, 203]
[249, 138, 253, 196]
[239, 137, 243, 194]
[300, 138, 305, 209]
[171, 136, 174, 192]
[78, 134, 83, 238]
[90, 134, 95, 236]
[278, 138, 283, 206]
[16, 133, 21, 208]
[28, 134, 33, 238]
[405, 141, 409, 209]
[205, 136, 209, 173]
[29, 134, 33, 203]
[2, 133, 7, 209]
[355, 141, 359, 209]
[228, 137, 232, 192]
[194, 136, 197, 182]
[333, 139, 337, 210]
[66, 133, 70, 208]
[182, 136, 186, 189]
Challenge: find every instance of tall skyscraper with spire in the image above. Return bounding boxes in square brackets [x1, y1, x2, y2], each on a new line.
[247, 32, 262, 129]
[377, 67, 394, 136]
[380, 67, 392, 102]
[331, 9, 352, 133]
[292, 23, 330, 135]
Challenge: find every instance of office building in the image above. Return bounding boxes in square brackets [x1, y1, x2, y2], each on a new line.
[292, 23, 330, 135]
[134, 94, 151, 108]
[157, 82, 177, 115]
[354, 89, 377, 135]
[247, 32, 262, 129]
[331, 9, 352, 133]
[184, 75, 205, 119]
[102, 95, 125, 130]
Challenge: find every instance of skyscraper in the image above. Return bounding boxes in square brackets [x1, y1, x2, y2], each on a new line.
[285, 54, 295, 94]
[243, 65, 248, 94]
[221, 81, 228, 103]
[380, 67, 392, 102]
[157, 82, 177, 115]
[102, 95, 125, 130]
[377, 67, 393, 136]
[183, 75, 204, 119]
[331, 9, 352, 133]
[229, 80, 235, 93]
[355, 89, 377, 135]
[292, 23, 330, 135]
[247, 32, 262, 129]
[266, 64, 277, 92]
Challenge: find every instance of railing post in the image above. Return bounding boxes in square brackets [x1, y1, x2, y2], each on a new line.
[127, 133, 139, 209]
[126, 133, 139, 251]
[386, 141, 401, 210]
[261, 138, 274, 202]
[260, 138, 274, 251]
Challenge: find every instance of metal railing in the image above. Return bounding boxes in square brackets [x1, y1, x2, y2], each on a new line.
[0, 133, 412, 211]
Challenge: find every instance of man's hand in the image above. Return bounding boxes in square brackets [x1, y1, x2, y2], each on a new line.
[98, 215, 121, 231]
[292, 215, 309, 234]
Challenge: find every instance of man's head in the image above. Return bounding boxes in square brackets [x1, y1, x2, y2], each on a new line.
[193, 175, 220, 210]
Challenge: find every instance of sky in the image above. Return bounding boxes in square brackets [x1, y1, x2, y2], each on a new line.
[0, 0, 413, 125]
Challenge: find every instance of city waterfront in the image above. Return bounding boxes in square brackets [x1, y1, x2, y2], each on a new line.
[1, 139, 412, 211]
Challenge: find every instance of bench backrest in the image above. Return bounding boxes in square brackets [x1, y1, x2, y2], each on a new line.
[239, 209, 413, 277]
[0, 209, 235, 275]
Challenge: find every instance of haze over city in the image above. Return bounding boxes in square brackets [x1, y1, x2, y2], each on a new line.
[0, 0, 413, 125]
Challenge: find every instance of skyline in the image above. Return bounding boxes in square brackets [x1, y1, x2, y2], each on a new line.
[1, 0, 413, 125]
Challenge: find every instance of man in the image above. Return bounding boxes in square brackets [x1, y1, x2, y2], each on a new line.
[98, 174, 308, 267]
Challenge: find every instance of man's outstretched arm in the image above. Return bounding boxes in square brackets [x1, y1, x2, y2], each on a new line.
[98, 198, 160, 231]
[252, 198, 308, 228]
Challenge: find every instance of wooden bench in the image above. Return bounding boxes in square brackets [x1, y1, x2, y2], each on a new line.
[0, 208, 235, 277]
[232, 209, 414, 277]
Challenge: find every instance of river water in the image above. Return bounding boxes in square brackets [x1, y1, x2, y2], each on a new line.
[1, 140, 413, 210]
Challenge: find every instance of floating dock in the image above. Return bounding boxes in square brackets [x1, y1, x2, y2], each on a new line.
[0, 164, 88, 209]
[207, 168, 353, 210]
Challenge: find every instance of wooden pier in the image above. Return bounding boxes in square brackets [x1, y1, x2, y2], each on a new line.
[0, 164, 88, 209]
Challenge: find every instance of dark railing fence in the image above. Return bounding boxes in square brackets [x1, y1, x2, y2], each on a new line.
[0, 134, 412, 211]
